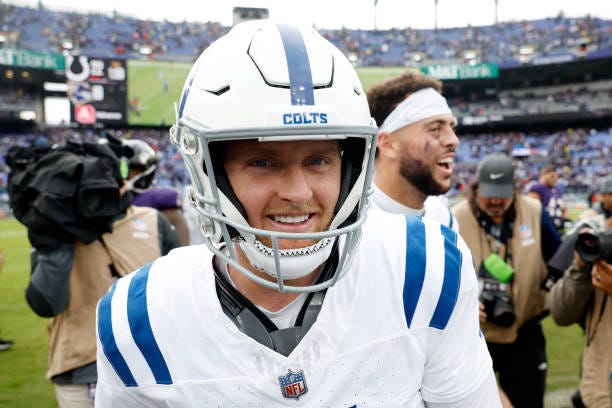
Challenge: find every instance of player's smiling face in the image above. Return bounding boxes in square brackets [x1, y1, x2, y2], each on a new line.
[396, 114, 458, 195]
[223, 139, 341, 249]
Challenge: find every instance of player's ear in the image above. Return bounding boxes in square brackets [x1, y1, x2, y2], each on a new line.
[376, 131, 399, 160]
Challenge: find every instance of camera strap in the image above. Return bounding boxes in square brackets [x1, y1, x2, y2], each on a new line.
[473, 206, 515, 264]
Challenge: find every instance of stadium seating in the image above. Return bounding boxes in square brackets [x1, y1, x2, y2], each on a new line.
[0, 4, 610, 215]
[1, 3, 611, 66]
[1, 126, 609, 213]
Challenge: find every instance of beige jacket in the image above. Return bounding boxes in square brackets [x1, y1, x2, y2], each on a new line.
[46, 206, 161, 378]
[452, 195, 549, 343]
[550, 261, 612, 408]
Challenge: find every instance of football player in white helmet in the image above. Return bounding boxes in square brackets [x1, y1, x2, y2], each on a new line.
[95, 20, 501, 407]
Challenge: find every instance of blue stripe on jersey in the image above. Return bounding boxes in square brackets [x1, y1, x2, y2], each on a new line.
[448, 208, 454, 230]
[98, 281, 137, 387]
[277, 24, 315, 105]
[429, 225, 462, 329]
[127, 263, 173, 385]
[402, 215, 427, 328]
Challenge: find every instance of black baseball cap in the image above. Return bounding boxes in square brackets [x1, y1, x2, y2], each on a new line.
[477, 153, 515, 198]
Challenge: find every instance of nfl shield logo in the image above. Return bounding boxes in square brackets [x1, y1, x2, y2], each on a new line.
[278, 369, 308, 399]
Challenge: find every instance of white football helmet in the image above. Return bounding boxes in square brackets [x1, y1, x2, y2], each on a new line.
[170, 20, 377, 292]
[122, 139, 158, 193]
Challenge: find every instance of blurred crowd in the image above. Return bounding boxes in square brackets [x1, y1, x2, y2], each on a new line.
[1, 3, 611, 65]
[452, 127, 611, 197]
[1, 126, 610, 215]
[0, 128, 189, 205]
[449, 80, 612, 119]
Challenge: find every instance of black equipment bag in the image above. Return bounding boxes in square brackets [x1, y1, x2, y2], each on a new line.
[5, 140, 129, 251]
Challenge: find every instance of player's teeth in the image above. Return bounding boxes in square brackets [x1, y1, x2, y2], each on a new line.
[438, 157, 453, 164]
[274, 215, 309, 223]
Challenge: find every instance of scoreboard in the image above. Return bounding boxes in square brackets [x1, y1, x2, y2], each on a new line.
[65, 55, 127, 125]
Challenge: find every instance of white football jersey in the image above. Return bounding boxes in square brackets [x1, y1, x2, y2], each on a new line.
[370, 184, 460, 233]
[95, 211, 499, 407]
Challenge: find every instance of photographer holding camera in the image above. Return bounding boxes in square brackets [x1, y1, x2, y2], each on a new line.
[6, 136, 180, 408]
[549, 174, 612, 408]
[452, 152, 561, 408]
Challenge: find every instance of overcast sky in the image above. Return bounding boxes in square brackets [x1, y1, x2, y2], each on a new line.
[6, 0, 611, 30]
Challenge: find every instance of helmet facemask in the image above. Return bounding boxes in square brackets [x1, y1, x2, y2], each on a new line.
[171, 21, 378, 293]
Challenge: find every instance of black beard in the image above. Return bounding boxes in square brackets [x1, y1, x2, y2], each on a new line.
[399, 157, 448, 197]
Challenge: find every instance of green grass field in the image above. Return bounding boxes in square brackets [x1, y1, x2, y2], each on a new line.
[124, 64, 409, 127]
[0, 218, 56, 407]
[357, 66, 417, 90]
[0, 214, 584, 407]
[127, 59, 192, 127]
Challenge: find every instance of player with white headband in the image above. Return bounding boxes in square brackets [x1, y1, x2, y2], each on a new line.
[367, 71, 460, 232]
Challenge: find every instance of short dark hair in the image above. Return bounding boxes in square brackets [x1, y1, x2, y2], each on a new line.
[366, 70, 443, 129]
[539, 164, 557, 176]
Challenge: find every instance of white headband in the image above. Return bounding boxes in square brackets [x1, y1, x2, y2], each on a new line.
[379, 87, 453, 134]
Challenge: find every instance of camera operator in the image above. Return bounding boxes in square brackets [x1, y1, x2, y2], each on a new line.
[452, 152, 561, 408]
[7, 137, 180, 408]
[549, 174, 612, 408]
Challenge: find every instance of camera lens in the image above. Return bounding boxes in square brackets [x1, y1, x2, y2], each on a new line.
[492, 302, 516, 328]
[575, 232, 601, 263]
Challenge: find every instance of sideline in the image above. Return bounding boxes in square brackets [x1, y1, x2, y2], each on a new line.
[545, 387, 576, 408]
[0, 230, 25, 238]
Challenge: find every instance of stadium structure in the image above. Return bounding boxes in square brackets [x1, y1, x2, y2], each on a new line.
[0, 2, 611, 212]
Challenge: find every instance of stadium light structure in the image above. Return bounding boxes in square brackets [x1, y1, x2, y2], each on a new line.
[434, 0, 439, 31]
[494, 0, 499, 25]
[373, 0, 378, 31]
